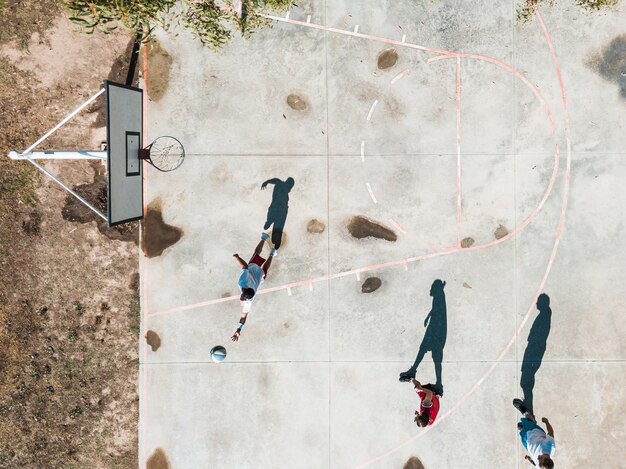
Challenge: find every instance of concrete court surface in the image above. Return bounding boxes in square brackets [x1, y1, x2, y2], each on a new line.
[139, 1, 626, 468]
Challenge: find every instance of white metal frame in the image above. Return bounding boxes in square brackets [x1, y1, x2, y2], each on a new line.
[7, 89, 108, 221]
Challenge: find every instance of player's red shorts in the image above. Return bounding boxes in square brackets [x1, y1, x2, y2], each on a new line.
[249, 254, 268, 278]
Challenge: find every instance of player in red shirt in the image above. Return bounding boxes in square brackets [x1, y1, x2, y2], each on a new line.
[412, 379, 441, 427]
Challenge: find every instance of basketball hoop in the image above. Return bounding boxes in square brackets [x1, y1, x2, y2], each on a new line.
[139, 136, 185, 172]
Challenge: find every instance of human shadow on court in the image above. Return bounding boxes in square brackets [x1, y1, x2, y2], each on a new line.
[261, 177, 294, 250]
[520, 293, 552, 415]
[399, 279, 447, 395]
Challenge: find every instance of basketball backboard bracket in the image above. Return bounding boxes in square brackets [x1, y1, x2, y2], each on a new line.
[6, 80, 144, 227]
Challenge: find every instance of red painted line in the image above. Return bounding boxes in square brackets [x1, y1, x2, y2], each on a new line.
[148, 13, 561, 322]
[430, 52, 557, 134]
[148, 138, 559, 319]
[147, 139, 558, 318]
[263, 14, 453, 55]
[140, 43, 149, 469]
[456, 57, 462, 247]
[353, 8, 572, 468]
[535, 9, 567, 114]
[388, 218, 407, 235]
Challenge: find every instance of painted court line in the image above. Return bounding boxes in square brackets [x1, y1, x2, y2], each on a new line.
[353, 7, 573, 467]
[263, 14, 452, 55]
[388, 218, 407, 235]
[141, 9, 572, 469]
[360, 140, 365, 162]
[148, 11, 562, 322]
[147, 140, 560, 319]
[366, 99, 378, 121]
[390, 68, 410, 85]
[456, 56, 462, 247]
[365, 182, 378, 203]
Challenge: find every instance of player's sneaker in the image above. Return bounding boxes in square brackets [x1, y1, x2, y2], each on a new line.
[270, 248, 278, 257]
[513, 398, 529, 415]
[399, 370, 414, 382]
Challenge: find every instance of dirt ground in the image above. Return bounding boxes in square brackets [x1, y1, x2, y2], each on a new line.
[0, 2, 140, 468]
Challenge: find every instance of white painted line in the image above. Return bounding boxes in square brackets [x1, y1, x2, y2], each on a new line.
[309, 283, 313, 291]
[366, 182, 378, 204]
[389, 218, 407, 234]
[287, 287, 292, 296]
[306, 15, 311, 23]
[360, 140, 365, 162]
[402, 34, 406, 43]
[390, 69, 409, 85]
[356, 272, 361, 281]
[354, 25, 359, 33]
[285, 11, 290, 19]
[366, 99, 379, 121]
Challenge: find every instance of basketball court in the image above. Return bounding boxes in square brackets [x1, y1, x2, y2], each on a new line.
[137, 1, 626, 467]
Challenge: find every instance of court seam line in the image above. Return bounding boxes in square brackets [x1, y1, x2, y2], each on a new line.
[140, 358, 623, 365]
[456, 56, 462, 247]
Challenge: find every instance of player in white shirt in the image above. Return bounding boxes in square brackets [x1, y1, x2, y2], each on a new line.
[513, 398, 556, 468]
[231, 233, 277, 341]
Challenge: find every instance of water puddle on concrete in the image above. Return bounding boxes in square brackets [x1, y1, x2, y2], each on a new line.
[307, 219, 326, 234]
[403, 456, 426, 469]
[494, 224, 509, 240]
[146, 41, 172, 102]
[142, 199, 183, 258]
[377, 48, 399, 69]
[361, 277, 382, 293]
[461, 237, 475, 248]
[145, 330, 161, 352]
[347, 216, 397, 241]
[147, 448, 170, 469]
[287, 94, 308, 111]
[587, 34, 626, 99]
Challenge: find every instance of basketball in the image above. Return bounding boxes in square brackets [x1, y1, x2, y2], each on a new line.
[210, 345, 227, 362]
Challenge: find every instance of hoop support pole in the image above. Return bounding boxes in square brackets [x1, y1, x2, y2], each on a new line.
[17, 153, 107, 222]
[23, 88, 105, 154]
[8, 150, 106, 160]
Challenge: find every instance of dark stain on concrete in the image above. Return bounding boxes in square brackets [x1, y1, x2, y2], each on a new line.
[145, 330, 161, 352]
[62, 162, 138, 243]
[147, 448, 170, 469]
[494, 224, 509, 240]
[142, 199, 183, 258]
[361, 277, 382, 293]
[377, 48, 399, 69]
[588, 34, 626, 99]
[461, 237, 475, 248]
[287, 94, 308, 111]
[403, 456, 426, 469]
[147, 41, 172, 102]
[347, 216, 397, 242]
[307, 219, 326, 234]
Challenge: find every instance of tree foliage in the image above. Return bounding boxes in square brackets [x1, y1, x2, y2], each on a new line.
[59, 0, 294, 48]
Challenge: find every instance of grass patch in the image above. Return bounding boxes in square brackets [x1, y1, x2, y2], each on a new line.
[128, 295, 141, 337]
